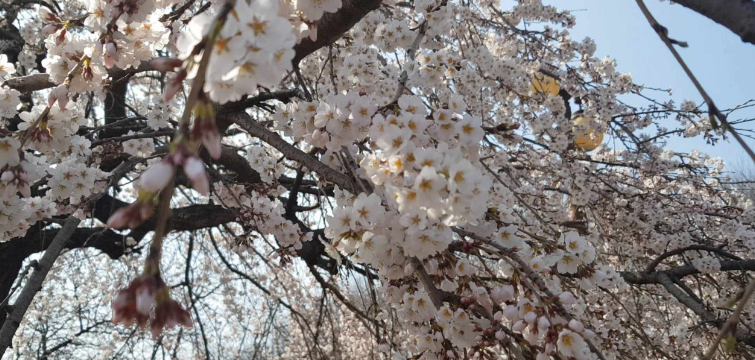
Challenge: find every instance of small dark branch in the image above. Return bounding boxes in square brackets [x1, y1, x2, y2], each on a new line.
[218, 89, 304, 115]
[286, 168, 306, 214]
[40, 320, 110, 358]
[4, 60, 155, 93]
[645, 245, 742, 272]
[90, 130, 174, 146]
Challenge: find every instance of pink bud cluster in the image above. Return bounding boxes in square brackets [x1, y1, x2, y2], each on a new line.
[111, 274, 192, 339]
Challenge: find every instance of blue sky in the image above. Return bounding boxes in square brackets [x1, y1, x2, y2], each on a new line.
[543, 0, 755, 171]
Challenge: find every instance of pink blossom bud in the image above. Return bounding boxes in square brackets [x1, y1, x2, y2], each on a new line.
[512, 319, 527, 332]
[19, 184, 31, 198]
[149, 57, 184, 72]
[503, 305, 518, 321]
[403, 262, 414, 276]
[162, 70, 186, 102]
[104, 55, 116, 69]
[48, 84, 69, 109]
[201, 128, 222, 160]
[139, 160, 175, 193]
[135, 285, 156, 315]
[103, 42, 119, 68]
[107, 207, 131, 229]
[183, 156, 209, 196]
[309, 23, 318, 42]
[568, 319, 584, 332]
[558, 292, 577, 305]
[495, 331, 506, 341]
[537, 316, 550, 330]
[524, 311, 537, 324]
[105, 42, 118, 59]
[1, 171, 12, 182]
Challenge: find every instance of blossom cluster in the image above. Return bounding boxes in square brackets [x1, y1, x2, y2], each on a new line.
[213, 183, 312, 251]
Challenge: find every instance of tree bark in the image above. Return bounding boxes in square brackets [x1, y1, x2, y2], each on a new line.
[0, 217, 80, 356]
[293, 0, 383, 64]
[672, 0, 755, 45]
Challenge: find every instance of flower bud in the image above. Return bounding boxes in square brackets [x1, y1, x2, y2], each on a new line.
[512, 319, 527, 332]
[135, 284, 157, 315]
[558, 292, 577, 305]
[524, 311, 537, 324]
[107, 207, 131, 229]
[162, 69, 186, 102]
[139, 160, 175, 193]
[503, 305, 518, 321]
[103, 42, 118, 68]
[183, 156, 209, 196]
[150, 57, 184, 72]
[191, 96, 222, 160]
[538, 315, 550, 330]
[48, 84, 69, 109]
[568, 319, 585, 332]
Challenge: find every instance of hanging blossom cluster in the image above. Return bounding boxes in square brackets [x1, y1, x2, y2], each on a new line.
[103, 0, 344, 340]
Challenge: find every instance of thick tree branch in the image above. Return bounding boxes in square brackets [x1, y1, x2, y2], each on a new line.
[622, 259, 755, 285]
[672, 0, 755, 45]
[292, 0, 383, 65]
[0, 217, 81, 355]
[3, 61, 153, 93]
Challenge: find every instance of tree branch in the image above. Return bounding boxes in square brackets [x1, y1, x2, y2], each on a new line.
[292, 0, 383, 65]
[0, 216, 81, 355]
[671, 0, 755, 45]
[227, 111, 356, 190]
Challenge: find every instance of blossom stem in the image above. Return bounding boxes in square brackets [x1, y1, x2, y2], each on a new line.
[144, 0, 237, 276]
